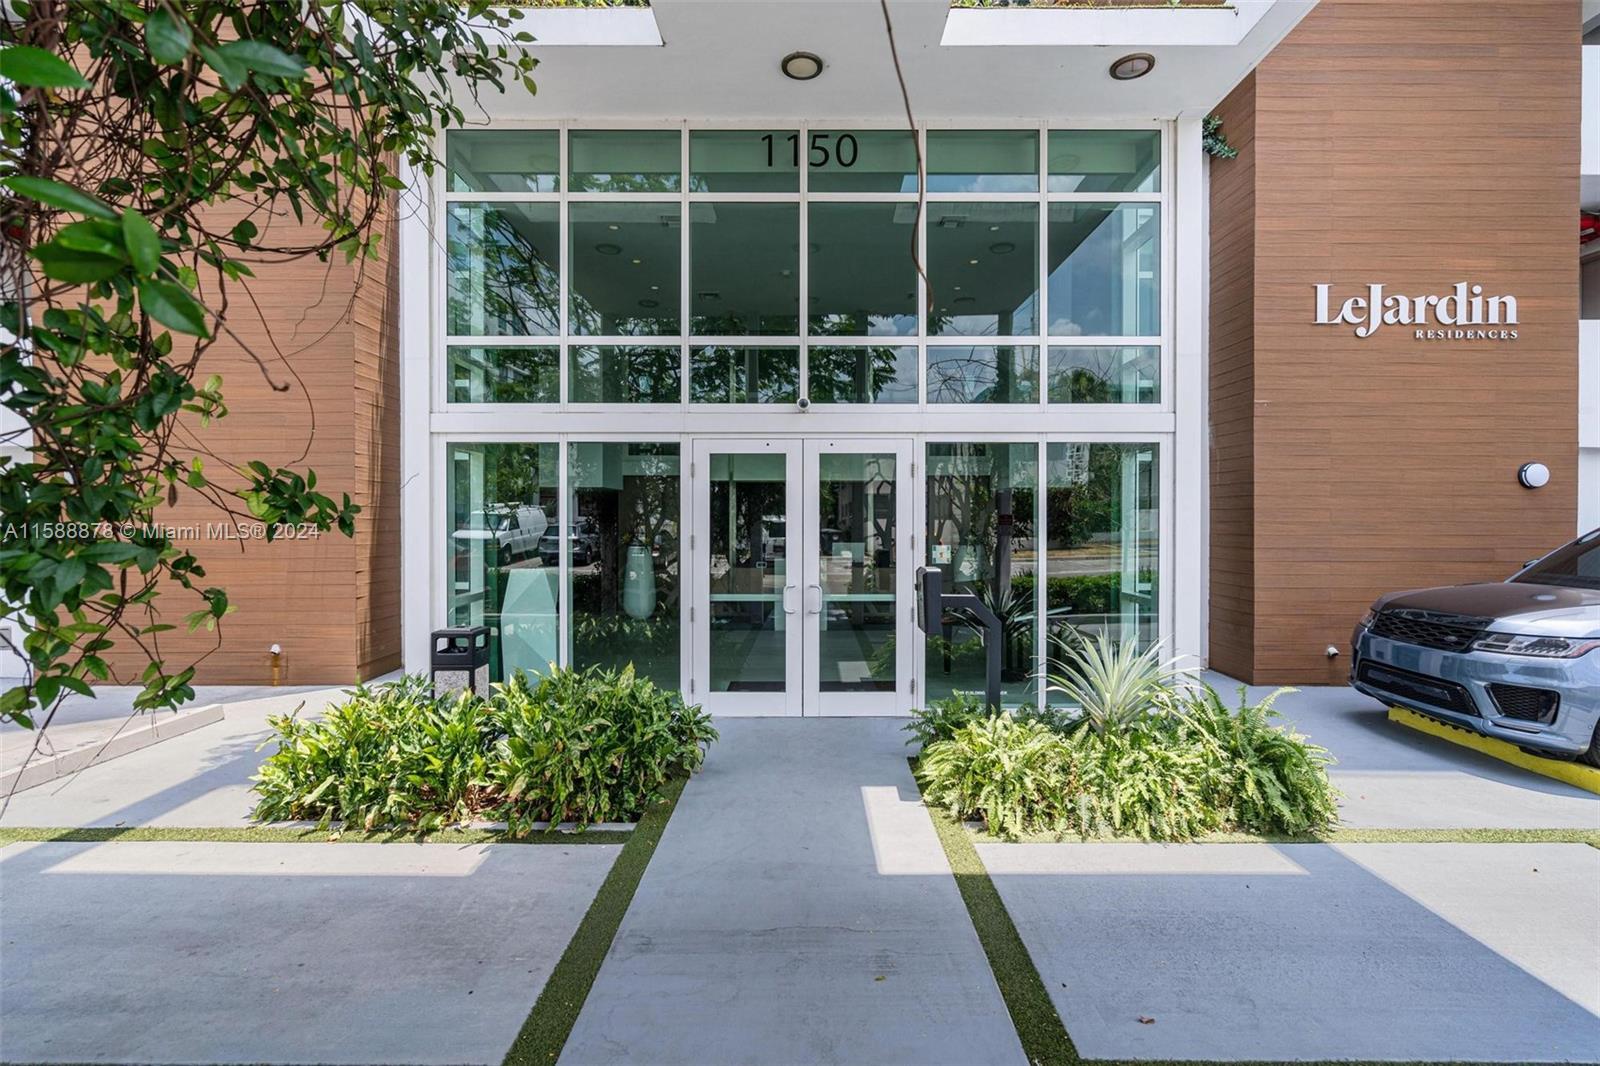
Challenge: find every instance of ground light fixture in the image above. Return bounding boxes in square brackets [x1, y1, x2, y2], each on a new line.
[781, 51, 824, 81]
[1109, 52, 1156, 80]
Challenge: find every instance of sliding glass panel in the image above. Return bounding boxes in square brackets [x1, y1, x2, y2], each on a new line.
[569, 129, 681, 193]
[690, 346, 799, 403]
[927, 346, 1039, 405]
[1047, 130, 1161, 193]
[568, 442, 681, 688]
[447, 346, 559, 404]
[924, 442, 1039, 707]
[1047, 203, 1160, 337]
[446, 130, 559, 193]
[808, 345, 917, 404]
[927, 202, 1038, 336]
[817, 452, 898, 693]
[807, 130, 918, 193]
[708, 452, 788, 693]
[570, 203, 681, 336]
[446, 203, 559, 337]
[569, 346, 682, 404]
[690, 130, 799, 192]
[809, 202, 917, 337]
[1047, 346, 1159, 404]
[447, 442, 559, 684]
[927, 130, 1038, 193]
[690, 203, 799, 335]
[1044, 443, 1160, 706]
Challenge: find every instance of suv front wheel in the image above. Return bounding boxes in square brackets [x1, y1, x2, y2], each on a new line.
[1581, 719, 1600, 769]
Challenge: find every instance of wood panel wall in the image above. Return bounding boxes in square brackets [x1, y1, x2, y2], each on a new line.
[1207, 72, 1258, 681]
[98, 199, 402, 687]
[1209, 0, 1581, 684]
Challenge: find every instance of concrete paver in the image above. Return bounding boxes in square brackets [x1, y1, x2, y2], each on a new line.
[559, 718, 1025, 1066]
[0, 840, 618, 1065]
[980, 840, 1600, 1062]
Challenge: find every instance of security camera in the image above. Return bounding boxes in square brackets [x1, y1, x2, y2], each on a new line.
[797, 397, 811, 413]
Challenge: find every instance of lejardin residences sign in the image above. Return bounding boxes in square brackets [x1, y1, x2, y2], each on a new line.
[1315, 282, 1519, 341]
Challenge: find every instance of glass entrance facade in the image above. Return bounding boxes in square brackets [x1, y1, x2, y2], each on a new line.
[433, 123, 1172, 713]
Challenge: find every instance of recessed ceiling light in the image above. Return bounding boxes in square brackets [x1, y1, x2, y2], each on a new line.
[631, 258, 642, 265]
[1109, 53, 1155, 81]
[989, 242, 1016, 255]
[968, 259, 979, 266]
[595, 243, 621, 256]
[638, 299, 660, 309]
[607, 224, 620, 231]
[781, 51, 824, 81]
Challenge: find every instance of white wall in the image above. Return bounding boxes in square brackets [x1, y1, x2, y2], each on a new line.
[1586, 46, 1600, 181]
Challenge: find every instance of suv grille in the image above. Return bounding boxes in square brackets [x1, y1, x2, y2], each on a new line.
[1356, 661, 1479, 716]
[1370, 609, 1487, 652]
[1487, 683, 1559, 724]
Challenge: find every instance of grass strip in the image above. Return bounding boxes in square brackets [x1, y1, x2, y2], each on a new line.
[921, 769, 1080, 1065]
[0, 824, 631, 846]
[501, 773, 686, 1066]
[965, 825, 1600, 847]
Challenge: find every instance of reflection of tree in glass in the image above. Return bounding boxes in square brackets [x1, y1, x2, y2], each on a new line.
[927, 346, 1036, 404]
[450, 347, 558, 403]
[447, 207, 558, 336]
[807, 346, 903, 403]
[691, 346, 799, 403]
[572, 347, 682, 403]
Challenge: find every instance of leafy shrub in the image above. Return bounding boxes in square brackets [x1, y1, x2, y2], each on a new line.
[252, 665, 715, 832]
[490, 666, 716, 834]
[916, 714, 1074, 839]
[903, 692, 994, 748]
[1177, 684, 1339, 836]
[252, 676, 493, 831]
[915, 679, 1338, 842]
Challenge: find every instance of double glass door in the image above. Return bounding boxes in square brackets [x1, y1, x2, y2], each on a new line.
[691, 438, 914, 716]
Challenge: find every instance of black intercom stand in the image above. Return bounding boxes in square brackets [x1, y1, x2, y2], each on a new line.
[915, 565, 1002, 711]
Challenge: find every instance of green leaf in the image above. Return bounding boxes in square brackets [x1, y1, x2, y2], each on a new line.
[136, 279, 209, 337]
[2, 177, 117, 220]
[197, 43, 245, 89]
[145, 8, 193, 65]
[0, 45, 89, 90]
[215, 40, 306, 80]
[32, 244, 126, 284]
[122, 210, 161, 274]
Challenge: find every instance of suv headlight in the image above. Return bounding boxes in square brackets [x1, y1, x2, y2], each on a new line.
[1359, 609, 1377, 628]
[1470, 633, 1600, 658]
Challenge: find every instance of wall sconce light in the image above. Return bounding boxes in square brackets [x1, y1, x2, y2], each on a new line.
[1518, 462, 1550, 489]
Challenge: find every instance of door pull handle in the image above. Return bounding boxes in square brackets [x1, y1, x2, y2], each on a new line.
[783, 584, 797, 615]
[805, 583, 822, 615]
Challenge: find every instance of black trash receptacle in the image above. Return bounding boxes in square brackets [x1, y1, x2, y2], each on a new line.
[431, 626, 490, 699]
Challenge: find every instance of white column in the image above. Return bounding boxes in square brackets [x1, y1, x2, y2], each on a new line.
[1172, 114, 1206, 667]
[399, 159, 435, 673]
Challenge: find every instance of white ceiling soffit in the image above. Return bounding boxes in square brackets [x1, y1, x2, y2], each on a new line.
[941, 2, 1270, 48]
[455, 0, 1318, 123]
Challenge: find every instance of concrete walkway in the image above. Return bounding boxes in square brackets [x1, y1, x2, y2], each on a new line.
[983, 840, 1600, 1062]
[560, 718, 1025, 1066]
[1, 839, 619, 1065]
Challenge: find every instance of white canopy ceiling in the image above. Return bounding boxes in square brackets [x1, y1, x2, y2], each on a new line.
[451, 0, 1317, 123]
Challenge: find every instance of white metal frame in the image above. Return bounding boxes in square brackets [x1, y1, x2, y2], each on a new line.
[401, 119, 1203, 710]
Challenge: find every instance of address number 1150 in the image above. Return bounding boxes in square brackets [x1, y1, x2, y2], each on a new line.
[762, 132, 860, 169]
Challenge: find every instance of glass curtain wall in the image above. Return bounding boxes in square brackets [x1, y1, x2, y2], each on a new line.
[924, 442, 1039, 707]
[436, 126, 1171, 697]
[568, 442, 681, 686]
[447, 442, 560, 683]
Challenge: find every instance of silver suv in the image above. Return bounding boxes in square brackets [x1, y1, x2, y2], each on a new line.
[1350, 528, 1600, 767]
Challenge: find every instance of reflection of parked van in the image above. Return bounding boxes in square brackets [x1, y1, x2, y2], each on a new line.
[452, 504, 548, 565]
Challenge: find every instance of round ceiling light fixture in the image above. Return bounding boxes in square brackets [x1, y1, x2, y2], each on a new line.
[594, 243, 622, 256]
[781, 51, 824, 81]
[1109, 52, 1156, 81]
[1518, 462, 1551, 489]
